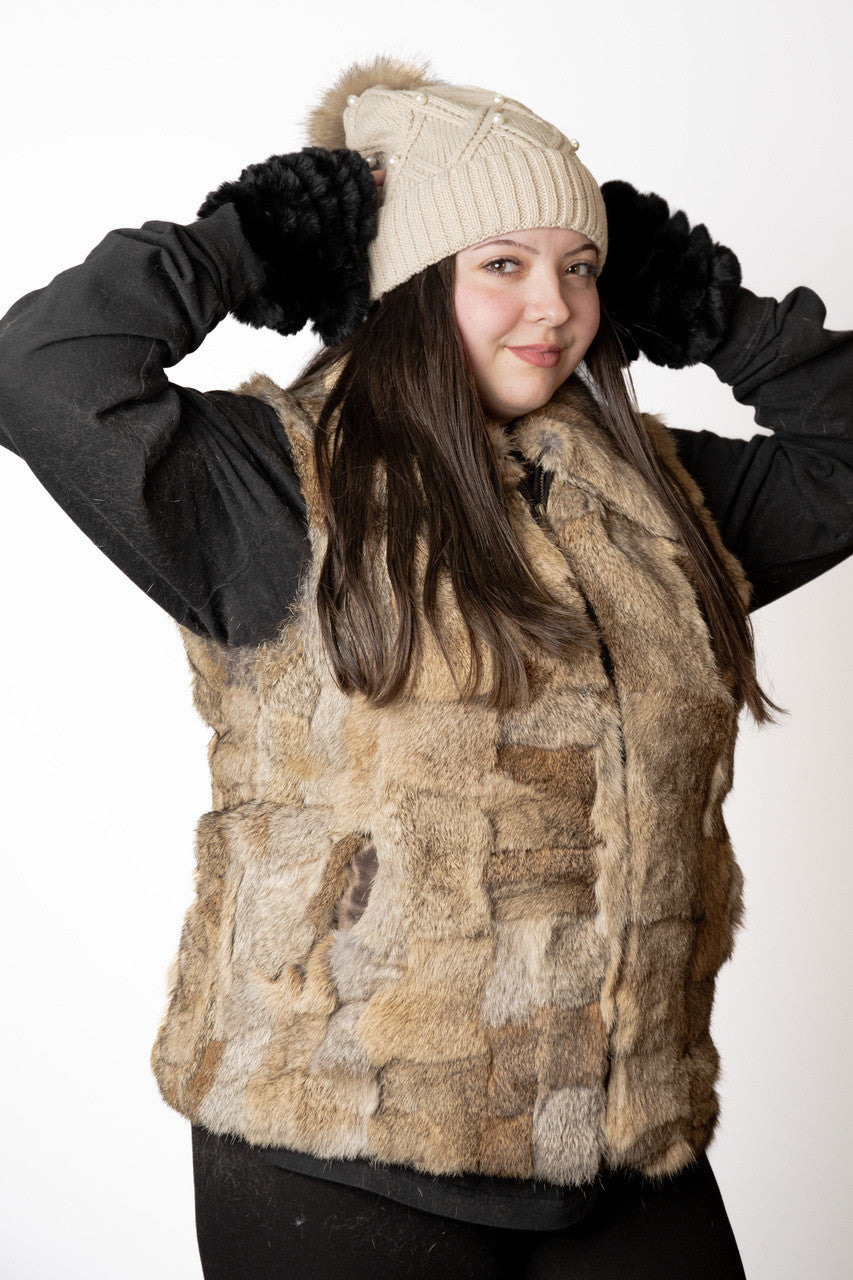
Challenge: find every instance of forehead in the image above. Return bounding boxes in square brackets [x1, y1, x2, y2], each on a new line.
[462, 227, 598, 254]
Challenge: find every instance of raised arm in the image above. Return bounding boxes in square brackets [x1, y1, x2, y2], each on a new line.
[672, 284, 852, 611]
[0, 148, 379, 646]
[596, 179, 851, 613]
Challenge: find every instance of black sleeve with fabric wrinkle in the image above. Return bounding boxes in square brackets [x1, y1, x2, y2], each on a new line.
[0, 203, 310, 647]
[669, 284, 852, 612]
[1, 209, 849, 647]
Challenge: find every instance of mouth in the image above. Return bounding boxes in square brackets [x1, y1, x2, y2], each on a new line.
[508, 345, 564, 368]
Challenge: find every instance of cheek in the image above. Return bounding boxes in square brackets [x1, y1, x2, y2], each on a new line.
[454, 283, 516, 348]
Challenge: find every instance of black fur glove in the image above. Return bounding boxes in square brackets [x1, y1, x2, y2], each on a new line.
[598, 180, 743, 368]
[197, 146, 379, 346]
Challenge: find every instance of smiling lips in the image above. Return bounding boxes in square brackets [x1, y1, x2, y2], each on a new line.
[508, 346, 563, 368]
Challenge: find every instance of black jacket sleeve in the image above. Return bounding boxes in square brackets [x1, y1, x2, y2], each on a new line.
[669, 284, 852, 612]
[0, 202, 310, 647]
[2, 211, 848, 646]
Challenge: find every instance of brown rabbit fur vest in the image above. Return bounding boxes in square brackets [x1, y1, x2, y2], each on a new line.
[150, 360, 752, 1189]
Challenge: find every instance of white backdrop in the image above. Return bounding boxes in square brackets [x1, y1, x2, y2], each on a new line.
[1, 2, 850, 1277]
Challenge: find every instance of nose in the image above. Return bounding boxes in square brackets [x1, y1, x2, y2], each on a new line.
[522, 269, 573, 326]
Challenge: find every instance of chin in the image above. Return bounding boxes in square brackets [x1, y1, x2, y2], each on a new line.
[507, 384, 556, 412]
[483, 380, 557, 422]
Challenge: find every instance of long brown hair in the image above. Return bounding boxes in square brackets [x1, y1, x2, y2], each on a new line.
[288, 255, 785, 725]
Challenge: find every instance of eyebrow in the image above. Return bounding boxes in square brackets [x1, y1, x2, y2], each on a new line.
[468, 237, 599, 258]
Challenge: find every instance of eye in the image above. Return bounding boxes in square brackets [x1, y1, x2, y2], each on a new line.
[568, 261, 601, 278]
[481, 257, 519, 275]
[481, 257, 600, 279]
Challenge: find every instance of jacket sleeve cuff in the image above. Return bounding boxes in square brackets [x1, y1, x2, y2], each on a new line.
[702, 285, 781, 384]
[183, 199, 272, 318]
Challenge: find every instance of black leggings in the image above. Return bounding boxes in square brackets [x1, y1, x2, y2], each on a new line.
[192, 1124, 747, 1279]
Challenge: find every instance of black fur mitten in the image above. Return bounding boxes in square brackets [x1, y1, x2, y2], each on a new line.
[197, 146, 379, 346]
[598, 180, 743, 368]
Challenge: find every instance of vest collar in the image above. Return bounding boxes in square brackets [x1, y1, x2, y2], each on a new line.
[303, 356, 680, 542]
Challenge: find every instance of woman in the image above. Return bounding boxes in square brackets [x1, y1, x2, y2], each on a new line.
[1, 52, 850, 1279]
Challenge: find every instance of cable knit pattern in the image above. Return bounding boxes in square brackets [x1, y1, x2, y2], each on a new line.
[300, 54, 609, 302]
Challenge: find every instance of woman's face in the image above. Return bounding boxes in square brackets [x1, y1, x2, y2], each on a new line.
[453, 227, 601, 424]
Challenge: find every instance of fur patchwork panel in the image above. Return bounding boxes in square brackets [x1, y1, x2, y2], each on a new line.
[150, 361, 752, 1188]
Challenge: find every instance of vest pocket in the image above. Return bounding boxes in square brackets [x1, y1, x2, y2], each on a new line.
[332, 835, 379, 933]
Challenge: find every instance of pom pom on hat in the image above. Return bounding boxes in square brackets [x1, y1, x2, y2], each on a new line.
[299, 52, 447, 151]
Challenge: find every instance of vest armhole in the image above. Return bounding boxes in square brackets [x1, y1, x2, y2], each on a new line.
[641, 412, 754, 612]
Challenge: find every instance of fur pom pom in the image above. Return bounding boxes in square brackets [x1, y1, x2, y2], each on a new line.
[299, 51, 445, 150]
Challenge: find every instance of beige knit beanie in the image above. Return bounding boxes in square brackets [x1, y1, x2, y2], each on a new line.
[300, 53, 608, 302]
